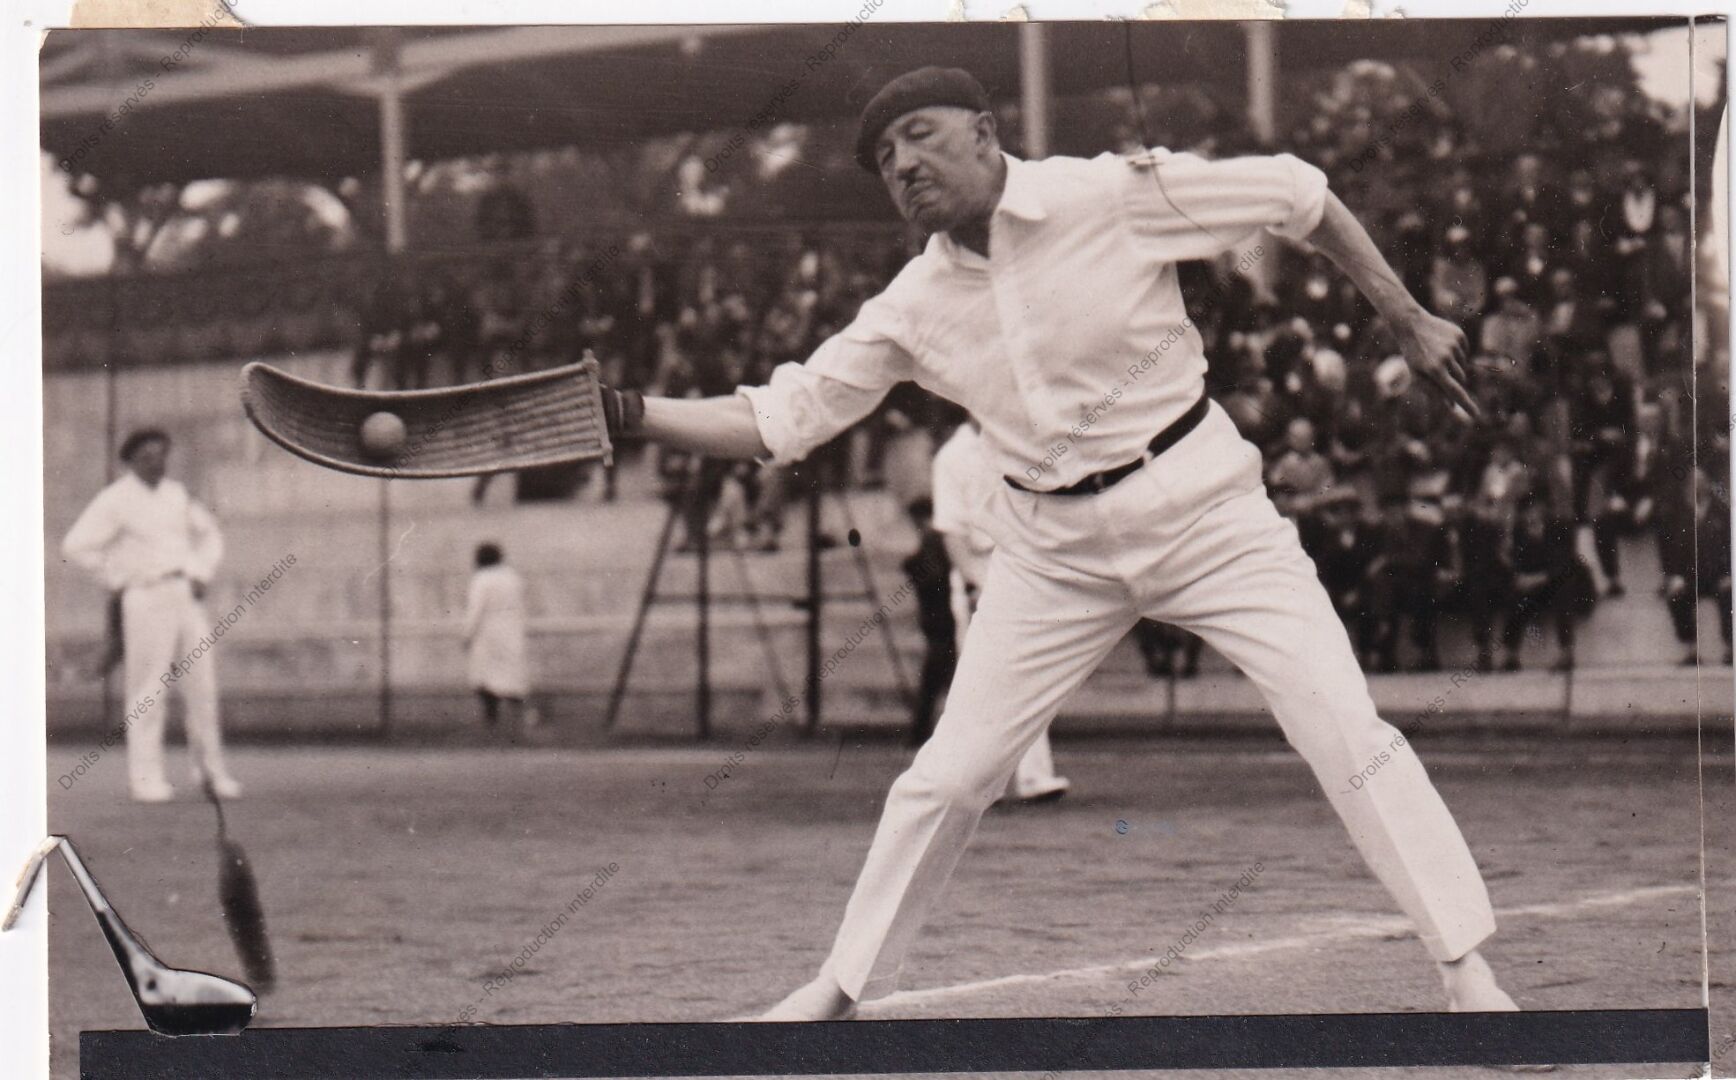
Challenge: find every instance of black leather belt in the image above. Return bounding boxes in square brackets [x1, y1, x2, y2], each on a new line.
[1007, 395, 1210, 496]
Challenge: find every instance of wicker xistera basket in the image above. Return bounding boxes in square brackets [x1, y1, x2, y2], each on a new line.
[240, 358, 614, 479]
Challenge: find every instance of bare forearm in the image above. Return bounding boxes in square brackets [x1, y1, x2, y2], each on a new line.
[1303, 190, 1478, 416]
[638, 395, 771, 459]
[1305, 191, 1426, 327]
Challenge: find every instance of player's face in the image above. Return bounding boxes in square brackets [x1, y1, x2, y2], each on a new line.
[876, 107, 999, 233]
[127, 441, 169, 486]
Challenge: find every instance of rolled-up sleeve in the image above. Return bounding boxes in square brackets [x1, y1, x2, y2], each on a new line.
[1121, 148, 1329, 261]
[736, 294, 915, 465]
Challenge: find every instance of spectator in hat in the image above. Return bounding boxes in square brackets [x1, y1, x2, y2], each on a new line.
[1459, 483, 1513, 673]
[1568, 362, 1635, 523]
[1505, 223, 1558, 311]
[1500, 494, 1582, 672]
[1590, 402, 1659, 600]
[1540, 267, 1606, 386]
[1297, 489, 1383, 664]
[1429, 224, 1488, 330]
[1368, 489, 1451, 673]
[1267, 418, 1337, 528]
[1479, 277, 1541, 381]
[1640, 202, 1692, 378]
[1658, 466, 1733, 666]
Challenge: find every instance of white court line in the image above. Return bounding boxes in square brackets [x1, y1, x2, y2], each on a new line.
[863, 882, 1703, 1011]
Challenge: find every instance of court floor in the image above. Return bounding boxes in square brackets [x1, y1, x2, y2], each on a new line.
[39, 732, 1726, 1079]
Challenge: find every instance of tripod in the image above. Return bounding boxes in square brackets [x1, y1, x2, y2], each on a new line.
[603, 456, 915, 739]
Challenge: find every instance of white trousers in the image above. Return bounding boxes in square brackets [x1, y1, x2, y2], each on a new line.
[121, 577, 228, 791]
[951, 570, 1065, 798]
[826, 404, 1496, 1001]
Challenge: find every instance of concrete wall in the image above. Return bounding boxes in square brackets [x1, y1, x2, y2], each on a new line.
[43, 352, 1733, 742]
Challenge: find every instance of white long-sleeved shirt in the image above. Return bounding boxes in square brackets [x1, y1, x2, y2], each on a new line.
[61, 472, 224, 591]
[738, 148, 1327, 491]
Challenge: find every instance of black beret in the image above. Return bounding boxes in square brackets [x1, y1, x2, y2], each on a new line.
[118, 427, 170, 462]
[854, 67, 991, 173]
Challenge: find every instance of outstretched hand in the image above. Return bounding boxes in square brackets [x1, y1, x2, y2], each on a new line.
[1397, 310, 1479, 420]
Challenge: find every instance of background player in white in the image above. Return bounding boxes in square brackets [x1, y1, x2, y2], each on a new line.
[595, 67, 1516, 1019]
[62, 428, 241, 802]
[464, 541, 536, 735]
[931, 420, 1069, 804]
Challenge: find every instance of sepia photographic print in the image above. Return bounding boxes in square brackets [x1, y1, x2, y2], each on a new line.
[4, 5, 1733, 1078]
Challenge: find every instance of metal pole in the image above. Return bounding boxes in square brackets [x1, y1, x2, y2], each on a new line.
[696, 463, 712, 741]
[101, 270, 121, 731]
[375, 30, 408, 254]
[373, 28, 406, 738]
[376, 479, 392, 738]
[1243, 22, 1277, 146]
[603, 501, 682, 731]
[1242, 21, 1280, 299]
[724, 532, 793, 703]
[805, 478, 822, 736]
[1019, 23, 1051, 160]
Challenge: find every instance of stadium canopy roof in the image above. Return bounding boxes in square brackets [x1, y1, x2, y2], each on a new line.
[40, 17, 1685, 194]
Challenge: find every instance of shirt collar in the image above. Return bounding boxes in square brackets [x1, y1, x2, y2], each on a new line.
[993, 153, 1046, 222]
[927, 154, 1044, 267]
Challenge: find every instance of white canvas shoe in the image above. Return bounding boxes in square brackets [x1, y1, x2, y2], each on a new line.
[130, 780, 176, 804]
[194, 768, 243, 799]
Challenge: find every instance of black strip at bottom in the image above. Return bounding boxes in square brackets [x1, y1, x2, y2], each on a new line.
[81, 1009, 1709, 1079]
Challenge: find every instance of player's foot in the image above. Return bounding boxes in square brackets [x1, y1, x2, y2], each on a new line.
[130, 780, 176, 803]
[1438, 950, 1518, 1012]
[1605, 579, 1625, 598]
[208, 774, 243, 799]
[1006, 776, 1071, 804]
[749, 973, 857, 1021]
[194, 767, 243, 799]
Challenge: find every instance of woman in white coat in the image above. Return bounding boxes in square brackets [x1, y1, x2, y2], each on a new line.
[464, 543, 534, 732]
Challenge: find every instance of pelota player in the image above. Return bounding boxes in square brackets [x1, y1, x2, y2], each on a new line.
[596, 67, 1518, 1018]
